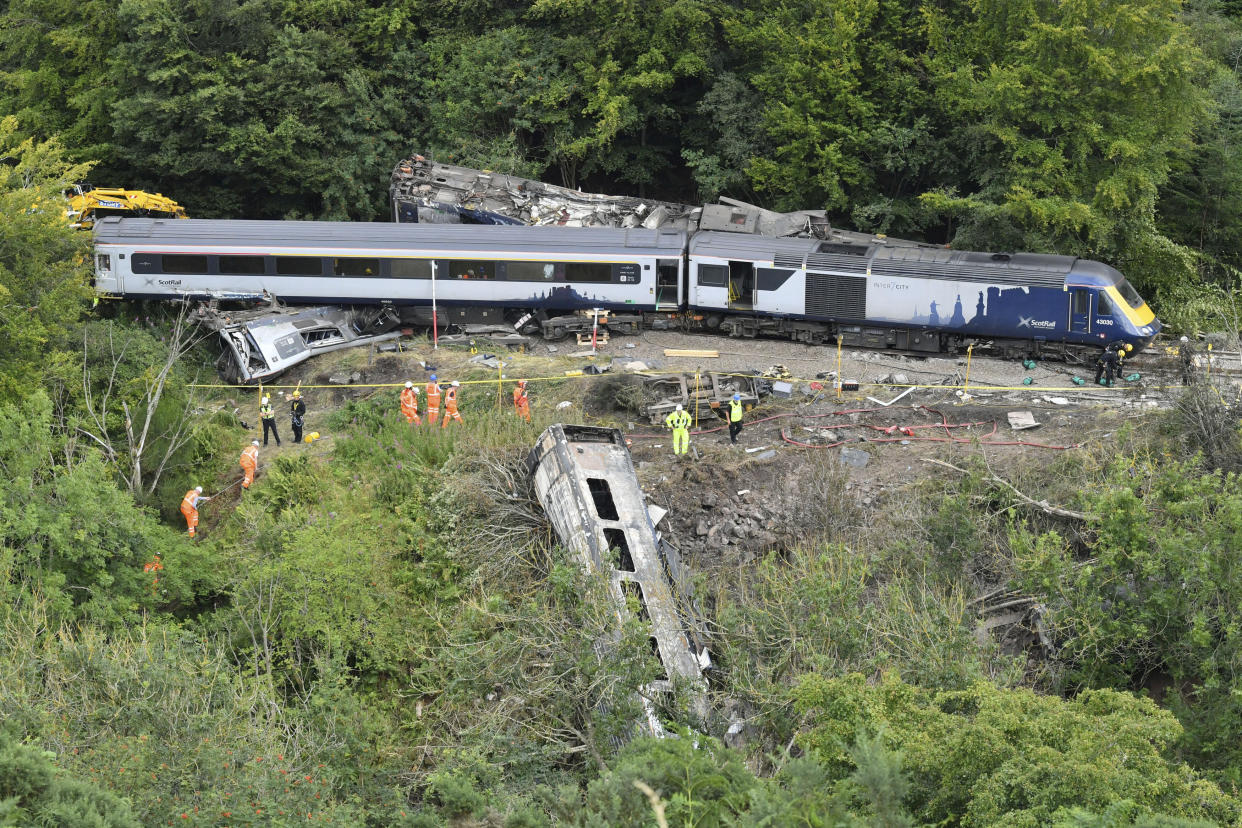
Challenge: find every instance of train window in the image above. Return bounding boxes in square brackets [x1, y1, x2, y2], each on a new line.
[1072, 290, 1089, 314]
[1097, 290, 1115, 316]
[698, 264, 728, 287]
[505, 261, 557, 281]
[96, 254, 111, 272]
[275, 257, 323, 276]
[161, 255, 208, 274]
[391, 259, 432, 279]
[448, 260, 496, 279]
[130, 254, 158, 273]
[564, 262, 612, 283]
[219, 255, 266, 275]
[334, 258, 379, 277]
[1117, 279, 1145, 309]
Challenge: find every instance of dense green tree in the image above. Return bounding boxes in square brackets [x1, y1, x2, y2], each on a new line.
[0, 727, 139, 827]
[923, 0, 1210, 291]
[1013, 451, 1242, 781]
[0, 392, 181, 625]
[726, 0, 946, 236]
[108, 0, 408, 218]
[527, 0, 714, 194]
[792, 672, 1240, 827]
[1157, 4, 1242, 281]
[415, 26, 582, 178]
[0, 118, 92, 402]
[0, 0, 120, 162]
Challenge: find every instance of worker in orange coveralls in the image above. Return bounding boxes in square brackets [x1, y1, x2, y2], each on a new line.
[180, 486, 211, 538]
[143, 554, 163, 591]
[240, 440, 259, 491]
[513, 379, 531, 422]
[400, 381, 421, 425]
[441, 380, 463, 428]
[425, 374, 441, 427]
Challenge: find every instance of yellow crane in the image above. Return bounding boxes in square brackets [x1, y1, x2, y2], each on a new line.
[66, 184, 188, 229]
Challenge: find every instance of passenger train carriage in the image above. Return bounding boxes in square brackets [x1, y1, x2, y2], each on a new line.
[93, 217, 1161, 380]
[687, 232, 1160, 356]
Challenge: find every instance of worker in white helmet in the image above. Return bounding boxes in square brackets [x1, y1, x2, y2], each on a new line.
[240, 440, 260, 491]
[260, 395, 280, 446]
[441, 380, 463, 428]
[664, 403, 692, 456]
[400, 381, 421, 425]
[1179, 335, 1199, 385]
[180, 486, 211, 538]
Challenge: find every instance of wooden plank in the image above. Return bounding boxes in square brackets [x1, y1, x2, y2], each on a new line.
[663, 349, 719, 358]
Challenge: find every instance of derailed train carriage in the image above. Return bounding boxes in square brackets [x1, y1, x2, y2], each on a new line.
[92, 216, 1161, 381]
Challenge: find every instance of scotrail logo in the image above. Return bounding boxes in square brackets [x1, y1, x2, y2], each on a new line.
[1018, 316, 1056, 330]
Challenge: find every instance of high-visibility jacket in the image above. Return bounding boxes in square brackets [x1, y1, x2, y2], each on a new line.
[260, 402, 274, 421]
[729, 399, 743, 422]
[425, 382, 441, 409]
[240, 444, 258, 469]
[180, 490, 202, 536]
[400, 387, 419, 415]
[444, 386, 459, 413]
[665, 409, 691, 430]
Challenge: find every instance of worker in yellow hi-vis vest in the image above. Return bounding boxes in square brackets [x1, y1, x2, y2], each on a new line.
[664, 404, 691, 456]
[728, 394, 744, 444]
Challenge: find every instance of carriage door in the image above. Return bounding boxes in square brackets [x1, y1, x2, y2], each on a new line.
[693, 262, 729, 309]
[1069, 288, 1091, 333]
[728, 261, 755, 310]
[656, 258, 680, 309]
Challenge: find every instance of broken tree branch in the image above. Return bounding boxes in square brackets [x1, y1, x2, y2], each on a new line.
[922, 458, 1098, 521]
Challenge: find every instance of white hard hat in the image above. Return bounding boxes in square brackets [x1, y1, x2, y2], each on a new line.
[405, 381, 413, 388]
[195, 486, 203, 493]
[252, 440, 259, 446]
[451, 380, 460, 387]
[675, 404, 683, 411]
[1180, 336, 1189, 343]
[262, 396, 270, 404]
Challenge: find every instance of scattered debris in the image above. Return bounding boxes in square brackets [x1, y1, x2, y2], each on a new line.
[641, 373, 762, 424]
[1007, 411, 1041, 430]
[391, 154, 859, 240]
[1043, 396, 1071, 406]
[866, 386, 917, 407]
[771, 381, 793, 398]
[839, 447, 871, 468]
[468, 354, 503, 369]
[647, 504, 669, 527]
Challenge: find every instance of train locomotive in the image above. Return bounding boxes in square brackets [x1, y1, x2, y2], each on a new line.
[92, 217, 1161, 380]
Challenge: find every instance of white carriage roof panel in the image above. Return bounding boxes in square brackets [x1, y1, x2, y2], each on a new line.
[688, 231, 819, 260]
[94, 218, 687, 256]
